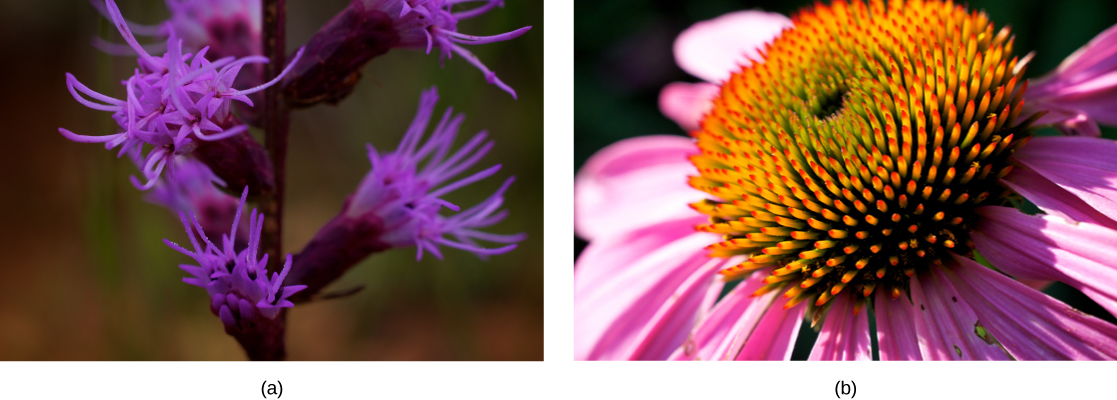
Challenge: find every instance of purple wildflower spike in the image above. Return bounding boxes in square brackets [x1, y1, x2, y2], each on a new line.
[164, 186, 307, 325]
[386, 0, 531, 98]
[348, 86, 525, 259]
[59, 0, 304, 190]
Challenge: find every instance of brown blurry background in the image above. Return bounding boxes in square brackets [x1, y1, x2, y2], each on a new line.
[0, 0, 542, 360]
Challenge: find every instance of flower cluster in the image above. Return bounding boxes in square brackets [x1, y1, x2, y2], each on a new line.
[165, 187, 306, 325]
[60, 0, 302, 189]
[375, 0, 531, 98]
[348, 86, 525, 260]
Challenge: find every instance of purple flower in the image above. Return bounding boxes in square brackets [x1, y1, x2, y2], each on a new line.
[346, 86, 525, 260]
[165, 187, 306, 325]
[91, 0, 261, 61]
[369, 0, 531, 98]
[167, 0, 262, 60]
[59, 0, 303, 190]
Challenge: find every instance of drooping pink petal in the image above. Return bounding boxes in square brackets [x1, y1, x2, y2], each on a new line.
[673, 10, 793, 83]
[735, 294, 805, 360]
[973, 206, 1117, 317]
[658, 82, 721, 132]
[574, 135, 706, 241]
[574, 216, 727, 360]
[668, 271, 778, 361]
[946, 254, 1117, 360]
[1025, 23, 1117, 134]
[1012, 136, 1117, 223]
[1001, 165, 1117, 229]
[808, 294, 871, 360]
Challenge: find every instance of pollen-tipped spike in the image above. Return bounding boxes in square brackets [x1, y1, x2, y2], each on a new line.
[815, 240, 838, 249]
[815, 291, 835, 306]
[890, 286, 902, 299]
[812, 266, 834, 278]
[943, 239, 956, 248]
[876, 266, 889, 278]
[800, 248, 829, 259]
[865, 214, 879, 225]
[855, 231, 870, 239]
[888, 256, 900, 267]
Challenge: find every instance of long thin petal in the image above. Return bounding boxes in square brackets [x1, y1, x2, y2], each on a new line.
[658, 82, 720, 132]
[921, 268, 1013, 360]
[946, 254, 1117, 360]
[1013, 136, 1117, 223]
[574, 135, 705, 241]
[1002, 165, 1117, 229]
[808, 294, 871, 360]
[573, 216, 721, 360]
[874, 277, 925, 360]
[735, 294, 804, 360]
[668, 271, 778, 361]
[973, 206, 1117, 317]
[673, 11, 793, 83]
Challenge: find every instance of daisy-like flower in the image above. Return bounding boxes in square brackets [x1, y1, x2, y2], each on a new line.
[59, 0, 303, 190]
[165, 187, 306, 330]
[576, 0, 1117, 360]
[372, 0, 532, 98]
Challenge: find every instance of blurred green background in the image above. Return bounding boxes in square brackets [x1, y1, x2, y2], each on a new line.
[0, 0, 541, 360]
[575, 0, 1117, 359]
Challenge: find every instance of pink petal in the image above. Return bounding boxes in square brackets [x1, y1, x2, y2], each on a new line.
[1026, 23, 1117, 133]
[735, 293, 805, 360]
[668, 271, 778, 360]
[1027, 105, 1103, 137]
[574, 135, 706, 241]
[973, 206, 1117, 317]
[1013, 136, 1117, 224]
[946, 254, 1117, 360]
[658, 82, 720, 132]
[874, 277, 926, 360]
[807, 294, 871, 360]
[920, 268, 1013, 360]
[1001, 165, 1117, 229]
[1049, 23, 1117, 82]
[574, 216, 728, 360]
[875, 273, 1011, 360]
[673, 11, 793, 83]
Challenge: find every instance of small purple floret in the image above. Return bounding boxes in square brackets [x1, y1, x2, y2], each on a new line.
[372, 0, 531, 98]
[347, 86, 525, 260]
[165, 187, 306, 325]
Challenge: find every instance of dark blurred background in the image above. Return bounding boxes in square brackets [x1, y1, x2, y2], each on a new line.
[0, 0, 542, 360]
[576, 0, 1117, 359]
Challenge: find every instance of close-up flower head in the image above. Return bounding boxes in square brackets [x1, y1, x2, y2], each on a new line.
[575, 0, 1117, 360]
